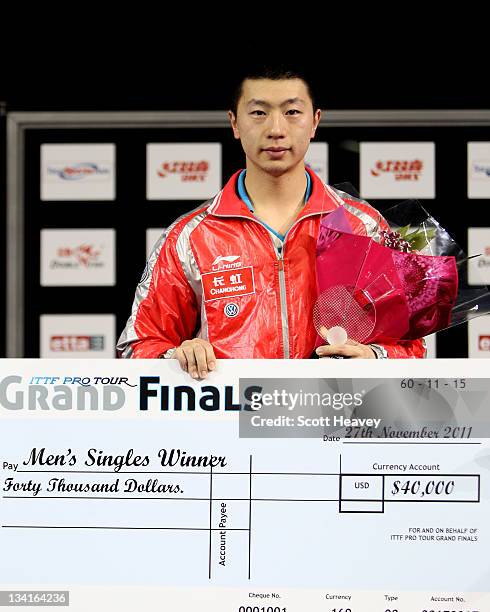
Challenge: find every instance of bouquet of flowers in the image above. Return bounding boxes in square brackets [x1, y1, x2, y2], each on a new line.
[314, 185, 490, 349]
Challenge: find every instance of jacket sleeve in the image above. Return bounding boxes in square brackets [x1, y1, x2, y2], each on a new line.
[117, 230, 199, 358]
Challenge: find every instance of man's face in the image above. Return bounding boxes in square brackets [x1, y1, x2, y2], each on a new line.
[228, 78, 321, 177]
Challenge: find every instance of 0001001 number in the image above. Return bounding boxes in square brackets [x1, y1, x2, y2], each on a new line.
[238, 608, 286, 612]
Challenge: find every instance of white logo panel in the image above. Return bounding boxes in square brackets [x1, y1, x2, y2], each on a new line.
[40, 315, 116, 358]
[146, 228, 165, 259]
[147, 143, 221, 200]
[423, 333, 437, 358]
[360, 142, 435, 199]
[468, 142, 490, 199]
[41, 229, 115, 286]
[41, 144, 115, 201]
[305, 142, 328, 183]
[468, 315, 490, 358]
[468, 227, 490, 285]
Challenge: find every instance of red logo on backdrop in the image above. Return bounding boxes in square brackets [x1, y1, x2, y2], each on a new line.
[56, 244, 101, 267]
[478, 335, 490, 351]
[50, 336, 105, 352]
[485, 246, 490, 256]
[202, 267, 255, 302]
[370, 159, 423, 181]
[157, 161, 209, 182]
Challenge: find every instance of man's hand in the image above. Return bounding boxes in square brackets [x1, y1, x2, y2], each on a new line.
[174, 338, 217, 379]
[315, 339, 376, 359]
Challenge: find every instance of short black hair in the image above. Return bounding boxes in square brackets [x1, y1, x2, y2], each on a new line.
[229, 66, 318, 117]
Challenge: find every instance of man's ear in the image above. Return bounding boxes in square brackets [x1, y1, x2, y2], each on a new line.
[310, 109, 322, 139]
[228, 110, 240, 140]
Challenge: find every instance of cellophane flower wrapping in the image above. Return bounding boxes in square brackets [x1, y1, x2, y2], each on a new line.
[315, 187, 490, 346]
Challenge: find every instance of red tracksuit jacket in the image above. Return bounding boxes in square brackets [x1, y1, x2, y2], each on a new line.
[117, 167, 425, 359]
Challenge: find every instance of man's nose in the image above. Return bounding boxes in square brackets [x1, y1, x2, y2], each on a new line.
[267, 111, 287, 138]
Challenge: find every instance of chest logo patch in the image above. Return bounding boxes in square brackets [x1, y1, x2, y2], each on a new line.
[224, 302, 240, 318]
[202, 266, 255, 302]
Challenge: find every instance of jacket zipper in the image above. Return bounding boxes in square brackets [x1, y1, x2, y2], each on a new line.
[276, 244, 289, 359]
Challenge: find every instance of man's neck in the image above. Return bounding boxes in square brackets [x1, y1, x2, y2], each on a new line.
[244, 162, 308, 216]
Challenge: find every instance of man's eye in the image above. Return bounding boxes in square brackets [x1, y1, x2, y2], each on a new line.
[286, 109, 301, 115]
[250, 110, 266, 116]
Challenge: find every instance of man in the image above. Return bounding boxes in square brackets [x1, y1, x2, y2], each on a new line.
[117, 69, 425, 376]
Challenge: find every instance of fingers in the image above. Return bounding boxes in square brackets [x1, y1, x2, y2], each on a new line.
[174, 347, 188, 373]
[316, 339, 375, 359]
[176, 339, 217, 379]
[183, 344, 199, 378]
[204, 343, 216, 372]
[316, 344, 357, 358]
[193, 343, 208, 379]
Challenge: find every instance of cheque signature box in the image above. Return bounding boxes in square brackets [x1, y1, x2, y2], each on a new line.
[211, 473, 250, 499]
[251, 473, 338, 500]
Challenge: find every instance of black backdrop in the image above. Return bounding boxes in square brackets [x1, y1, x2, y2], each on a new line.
[14, 119, 490, 357]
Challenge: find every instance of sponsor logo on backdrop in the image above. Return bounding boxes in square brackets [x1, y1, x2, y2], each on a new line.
[479, 336, 490, 351]
[41, 229, 115, 286]
[468, 143, 490, 198]
[157, 161, 209, 181]
[40, 315, 116, 358]
[147, 144, 221, 200]
[468, 317, 490, 358]
[471, 161, 490, 179]
[480, 245, 490, 269]
[47, 162, 110, 181]
[41, 144, 115, 200]
[50, 335, 105, 352]
[468, 228, 490, 285]
[360, 142, 435, 199]
[370, 159, 423, 181]
[52, 244, 103, 269]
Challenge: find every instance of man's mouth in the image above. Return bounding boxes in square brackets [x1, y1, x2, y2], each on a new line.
[263, 147, 290, 159]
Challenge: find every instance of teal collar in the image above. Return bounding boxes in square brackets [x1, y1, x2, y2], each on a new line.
[237, 169, 312, 241]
